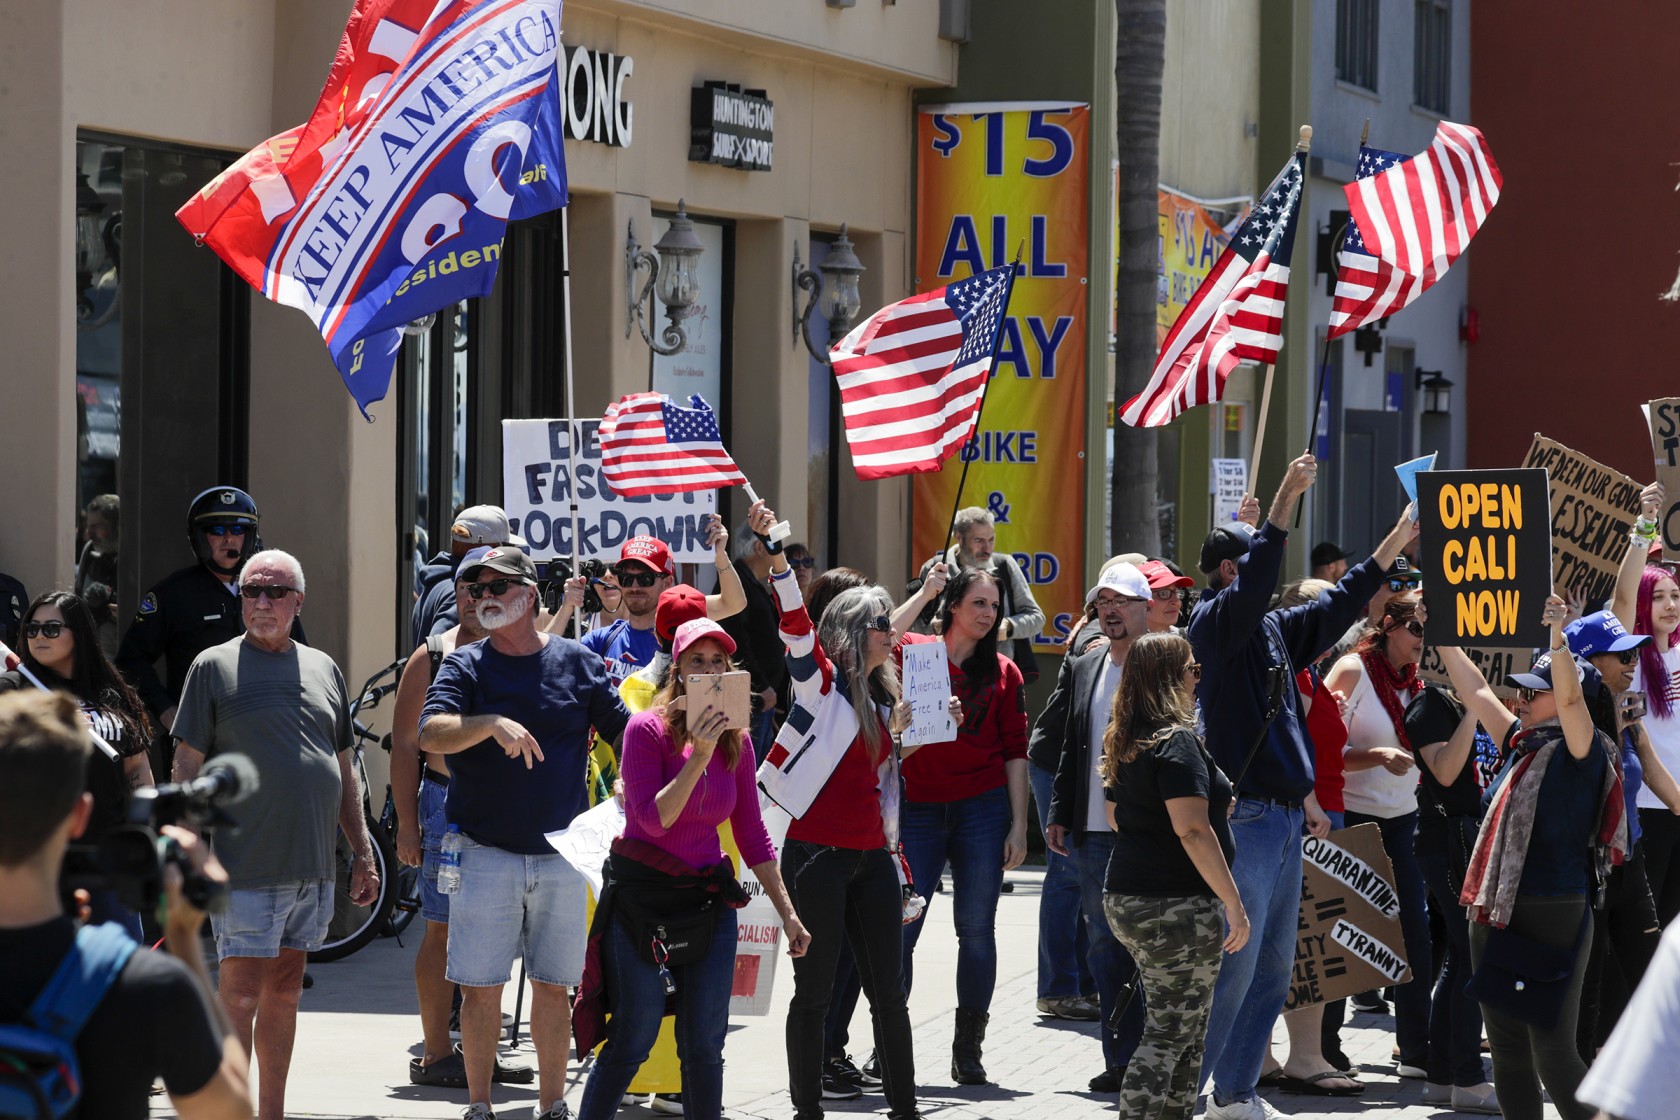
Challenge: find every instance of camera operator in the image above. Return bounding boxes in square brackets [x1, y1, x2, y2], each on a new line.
[0, 690, 251, 1118]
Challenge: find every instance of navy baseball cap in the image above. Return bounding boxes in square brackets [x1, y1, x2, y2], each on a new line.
[1199, 523, 1256, 574]
[1565, 610, 1651, 660]
[1509, 650, 1601, 698]
[453, 545, 494, 578]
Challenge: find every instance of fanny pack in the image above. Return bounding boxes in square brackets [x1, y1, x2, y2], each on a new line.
[612, 884, 722, 968]
[1467, 908, 1590, 1029]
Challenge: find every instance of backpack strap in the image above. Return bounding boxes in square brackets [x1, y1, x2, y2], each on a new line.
[425, 634, 445, 679]
[25, 923, 137, 1041]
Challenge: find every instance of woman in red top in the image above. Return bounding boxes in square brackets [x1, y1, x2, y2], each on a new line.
[895, 566, 1028, 1085]
[760, 507, 921, 1120]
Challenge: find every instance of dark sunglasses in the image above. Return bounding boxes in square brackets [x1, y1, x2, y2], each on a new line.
[613, 569, 661, 588]
[239, 584, 297, 601]
[23, 621, 65, 639]
[788, 556, 816, 569]
[1387, 576, 1423, 592]
[1185, 661, 1202, 679]
[464, 579, 519, 600]
[1517, 685, 1551, 703]
[1612, 648, 1641, 666]
[1401, 619, 1425, 638]
[865, 615, 893, 634]
[204, 523, 249, 537]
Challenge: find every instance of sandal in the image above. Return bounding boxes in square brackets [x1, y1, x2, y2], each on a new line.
[1258, 1069, 1287, 1087]
[1275, 1071, 1365, 1097]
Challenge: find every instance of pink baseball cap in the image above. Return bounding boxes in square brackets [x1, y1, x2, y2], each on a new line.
[670, 618, 737, 663]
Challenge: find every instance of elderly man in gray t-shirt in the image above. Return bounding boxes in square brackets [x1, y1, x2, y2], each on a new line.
[172, 548, 376, 1120]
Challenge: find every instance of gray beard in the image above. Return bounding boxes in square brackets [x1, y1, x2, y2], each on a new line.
[476, 587, 532, 631]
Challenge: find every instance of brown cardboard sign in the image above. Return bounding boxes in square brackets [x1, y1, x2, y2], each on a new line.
[1647, 399, 1680, 564]
[1521, 435, 1644, 602]
[1285, 824, 1413, 1010]
[1417, 643, 1524, 700]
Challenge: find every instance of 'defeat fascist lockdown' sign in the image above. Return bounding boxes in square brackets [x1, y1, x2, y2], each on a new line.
[1418, 468, 1552, 650]
[1287, 825, 1411, 1010]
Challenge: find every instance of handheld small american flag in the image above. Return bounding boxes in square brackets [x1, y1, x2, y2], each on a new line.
[598, 393, 747, 497]
[1120, 150, 1305, 428]
[1329, 122, 1501, 339]
[830, 263, 1017, 480]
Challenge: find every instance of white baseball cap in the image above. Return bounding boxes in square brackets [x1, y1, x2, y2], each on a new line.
[1084, 562, 1151, 608]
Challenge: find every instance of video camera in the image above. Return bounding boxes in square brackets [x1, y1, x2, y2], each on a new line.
[61, 753, 259, 919]
[543, 556, 609, 618]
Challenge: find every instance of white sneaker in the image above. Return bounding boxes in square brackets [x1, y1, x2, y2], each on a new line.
[1423, 1082, 1454, 1104]
[1205, 1096, 1283, 1120]
[1452, 1082, 1502, 1115]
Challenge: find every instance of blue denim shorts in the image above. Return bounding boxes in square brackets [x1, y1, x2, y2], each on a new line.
[210, 879, 332, 960]
[419, 778, 450, 924]
[445, 835, 587, 988]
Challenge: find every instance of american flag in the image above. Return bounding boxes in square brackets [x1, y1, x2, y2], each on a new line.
[1330, 122, 1501, 339]
[1120, 150, 1305, 428]
[598, 393, 747, 497]
[830, 263, 1017, 480]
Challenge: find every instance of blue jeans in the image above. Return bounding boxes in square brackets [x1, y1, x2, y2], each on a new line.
[1415, 815, 1486, 1086]
[1199, 798, 1304, 1105]
[1030, 763, 1093, 999]
[1070, 830, 1144, 1071]
[577, 908, 739, 1120]
[901, 786, 1010, 1011]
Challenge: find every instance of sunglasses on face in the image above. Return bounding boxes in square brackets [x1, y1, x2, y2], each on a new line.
[239, 585, 297, 601]
[1185, 661, 1202, 680]
[1517, 686, 1551, 703]
[464, 579, 519, 600]
[204, 524, 249, 537]
[787, 556, 815, 569]
[1400, 619, 1425, 638]
[24, 621, 64, 639]
[613, 570, 660, 588]
[1612, 648, 1641, 666]
[866, 615, 893, 634]
[1387, 577, 1423, 592]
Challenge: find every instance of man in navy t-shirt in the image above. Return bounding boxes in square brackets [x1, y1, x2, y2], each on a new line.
[581, 534, 675, 686]
[421, 546, 630, 1120]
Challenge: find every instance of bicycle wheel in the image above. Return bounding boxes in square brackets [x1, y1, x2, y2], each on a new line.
[308, 812, 397, 963]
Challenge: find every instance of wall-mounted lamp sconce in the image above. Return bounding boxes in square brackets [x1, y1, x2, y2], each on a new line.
[1415, 368, 1453, 415]
[626, 200, 705, 356]
[793, 225, 866, 365]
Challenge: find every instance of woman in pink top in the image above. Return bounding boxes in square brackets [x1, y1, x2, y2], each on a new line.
[577, 619, 809, 1120]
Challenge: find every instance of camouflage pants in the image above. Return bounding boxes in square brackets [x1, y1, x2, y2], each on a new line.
[1102, 892, 1226, 1120]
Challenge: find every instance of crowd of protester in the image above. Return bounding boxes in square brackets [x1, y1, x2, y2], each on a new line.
[9, 469, 1680, 1120]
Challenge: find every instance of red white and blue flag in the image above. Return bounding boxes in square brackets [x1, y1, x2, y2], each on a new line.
[177, 0, 568, 417]
[829, 263, 1017, 479]
[1329, 121, 1502, 338]
[598, 393, 748, 497]
[1120, 150, 1305, 428]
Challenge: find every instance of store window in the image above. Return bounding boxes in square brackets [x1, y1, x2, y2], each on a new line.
[1335, 0, 1380, 92]
[1413, 0, 1452, 113]
[650, 213, 731, 406]
[73, 135, 249, 644]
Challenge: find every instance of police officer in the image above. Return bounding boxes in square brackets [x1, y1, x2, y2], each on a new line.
[115, 487, 305, 769]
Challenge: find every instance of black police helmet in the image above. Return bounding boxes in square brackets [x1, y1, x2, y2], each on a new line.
[186, 486, 261, 573]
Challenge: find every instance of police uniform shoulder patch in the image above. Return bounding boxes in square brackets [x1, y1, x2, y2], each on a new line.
[137, 592, 158, 616]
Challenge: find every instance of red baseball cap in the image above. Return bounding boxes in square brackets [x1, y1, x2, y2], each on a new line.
[1138, 560, 1193, 590]
[671, 618, 737, 663]
[619, 535, 675, 577]
[655, 585, 708, 646]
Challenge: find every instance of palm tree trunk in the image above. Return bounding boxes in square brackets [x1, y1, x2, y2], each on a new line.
[1111, 0, 1167, 557]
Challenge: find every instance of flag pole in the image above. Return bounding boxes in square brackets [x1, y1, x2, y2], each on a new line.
[1248, 125, 1313, 492]
[559, 208, 587, 634]
[0, 642, 121, 761]
[1297, 119, 1366, 526]
[940, 247, 1024, 561]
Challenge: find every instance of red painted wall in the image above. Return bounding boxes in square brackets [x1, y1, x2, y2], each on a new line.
[1468, 2, 1680, 478]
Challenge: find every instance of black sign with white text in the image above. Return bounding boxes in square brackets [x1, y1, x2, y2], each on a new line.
[690, 82, 774, 171]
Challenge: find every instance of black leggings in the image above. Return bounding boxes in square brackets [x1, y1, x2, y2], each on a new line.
[1637, 809, 1680, 925]
[781, 840, 916, 1119]
[1577, 846, 1662, 1057]
[1470, 895, 1594, 1120]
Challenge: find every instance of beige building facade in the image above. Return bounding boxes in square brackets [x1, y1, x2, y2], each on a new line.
[0, 0, 958, 684]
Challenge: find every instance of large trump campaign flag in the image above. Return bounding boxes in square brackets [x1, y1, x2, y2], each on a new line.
[178, 0, 568, 417]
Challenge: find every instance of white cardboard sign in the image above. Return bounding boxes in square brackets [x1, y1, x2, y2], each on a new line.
[901, 642, 958, 747]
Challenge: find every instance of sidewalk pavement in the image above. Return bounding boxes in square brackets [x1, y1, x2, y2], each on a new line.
[152, 868, 1561, 1118]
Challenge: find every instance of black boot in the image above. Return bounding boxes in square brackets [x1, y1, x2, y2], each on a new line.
[951, 1007, 989, 1085]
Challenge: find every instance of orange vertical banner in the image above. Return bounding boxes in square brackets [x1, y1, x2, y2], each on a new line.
[913, 104, 1090, 644]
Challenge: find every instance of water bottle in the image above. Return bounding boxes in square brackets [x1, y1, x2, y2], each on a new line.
[437, 825, 464, 895]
